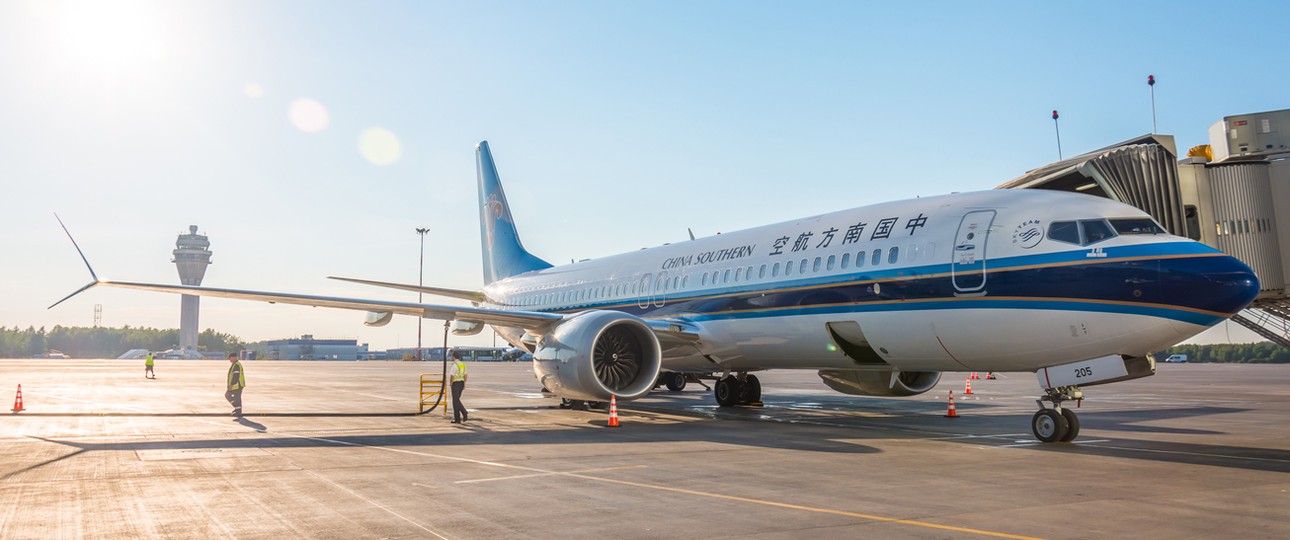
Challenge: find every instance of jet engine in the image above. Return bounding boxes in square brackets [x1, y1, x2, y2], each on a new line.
[818, 369, 941, 397]
[533, 310, 662, 402]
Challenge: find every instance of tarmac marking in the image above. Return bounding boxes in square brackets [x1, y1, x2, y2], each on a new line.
[293, 434, 1042, 540]
[452, 465, 648, 484]
[21, 386, 1039, 538]
[305, 470, 451, 540]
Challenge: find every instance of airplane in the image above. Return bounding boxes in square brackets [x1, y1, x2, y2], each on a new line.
[54, 141, 1260, 443]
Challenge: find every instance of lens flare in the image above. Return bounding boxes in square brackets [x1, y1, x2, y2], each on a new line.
[358, 127, 402, 166]
[243, 82, 264, 98]
[288, 98, 329, 133]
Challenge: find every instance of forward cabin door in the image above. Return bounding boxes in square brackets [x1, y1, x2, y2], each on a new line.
[952, 210, 995, 295]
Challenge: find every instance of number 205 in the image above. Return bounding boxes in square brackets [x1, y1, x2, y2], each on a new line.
[1074, 367, 1093, 378]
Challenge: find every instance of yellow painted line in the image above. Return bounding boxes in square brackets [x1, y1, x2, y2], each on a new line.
[298, 434, 1041, 539]
[560, 471, 1043, 540]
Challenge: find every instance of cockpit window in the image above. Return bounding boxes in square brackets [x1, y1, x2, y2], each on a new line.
[1048, 219, 1118, 246]
[1049, 221, 1080, 245]
[1080, 219, 1115, 245]
[1109, 218, 1165, 235]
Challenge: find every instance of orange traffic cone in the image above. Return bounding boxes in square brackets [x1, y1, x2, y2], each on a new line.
[970, 372, 979, 380]
[944, 390, 958, 418]
[607, 396, 620, 427]
[986, 372, 996, 380]
[964, 378, 973, 395]
[12, 384, 24, 413]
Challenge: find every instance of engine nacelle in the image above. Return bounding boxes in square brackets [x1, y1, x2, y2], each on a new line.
[450, 320, 484, 336]
[364, 311, 394, 327]
[818, 369, 941, 397]
[533, 310, 662, 402]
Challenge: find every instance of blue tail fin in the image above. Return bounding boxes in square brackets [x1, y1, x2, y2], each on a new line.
[476, 141, 553, 284]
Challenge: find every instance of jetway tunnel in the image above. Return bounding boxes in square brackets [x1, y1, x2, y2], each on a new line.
[996, 120, 1290, 348]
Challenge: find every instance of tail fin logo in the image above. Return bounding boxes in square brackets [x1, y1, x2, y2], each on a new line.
[483, 193, 509, 249]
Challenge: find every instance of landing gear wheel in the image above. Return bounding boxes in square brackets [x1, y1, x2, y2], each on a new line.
[665, 372, 687, 392]
[1032, 409, 1069, 443]
[739, 374, 761, 404]
[1059, 408, 1081, 442]
[715, 375, 742, 407]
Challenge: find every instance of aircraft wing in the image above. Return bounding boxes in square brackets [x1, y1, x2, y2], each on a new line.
[327, 276, 487, 303]
[76, 279, 564, 333]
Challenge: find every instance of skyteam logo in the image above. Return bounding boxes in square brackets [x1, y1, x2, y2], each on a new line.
[1012, 219, 1044, 249]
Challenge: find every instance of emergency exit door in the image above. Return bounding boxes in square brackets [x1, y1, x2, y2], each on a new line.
[952, 210, 995, 294]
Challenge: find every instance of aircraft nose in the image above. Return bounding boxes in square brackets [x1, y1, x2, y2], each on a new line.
[1166, 253, 1260, 316]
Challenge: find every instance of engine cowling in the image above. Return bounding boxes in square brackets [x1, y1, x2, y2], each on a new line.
[364, 311, 394, 327]
[818, 369, 941, 397]
[532, 310, 662, 402]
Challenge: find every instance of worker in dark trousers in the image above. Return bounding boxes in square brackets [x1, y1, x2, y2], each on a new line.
[225, 352, 246, 417]
[450, 353, 468, 423]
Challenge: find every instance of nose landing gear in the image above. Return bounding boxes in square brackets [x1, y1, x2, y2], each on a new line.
[1033, 386, 1083, 443]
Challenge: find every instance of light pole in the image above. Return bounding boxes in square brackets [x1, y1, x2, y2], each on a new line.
[416, 227, 430, 361]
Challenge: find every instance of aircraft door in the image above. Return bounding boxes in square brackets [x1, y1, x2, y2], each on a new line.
[637, 273, 653, 309]
[952, 210, 996, 294]
[654, 271, 668, 307]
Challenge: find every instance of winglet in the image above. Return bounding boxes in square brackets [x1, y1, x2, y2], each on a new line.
[49, 213, 101, 309]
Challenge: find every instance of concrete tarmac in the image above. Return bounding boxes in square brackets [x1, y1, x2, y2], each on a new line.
[1, 359, 1288, 539]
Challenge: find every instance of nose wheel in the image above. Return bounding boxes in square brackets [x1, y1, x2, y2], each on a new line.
[1033, 386, 1082, 443]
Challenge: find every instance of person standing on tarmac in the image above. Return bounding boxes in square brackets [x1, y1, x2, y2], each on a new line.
[144, 352, 155, 379]
[225, 352, 246, 417]
[450, 353, 468, 423]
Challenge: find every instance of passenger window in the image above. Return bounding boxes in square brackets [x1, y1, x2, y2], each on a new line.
[747, 265, 755, 279]
[735, 268, 743, 282]
[841, 253, 850, 269]
[826, 255, 836, 271]
[813, 257, 822, 272]
[759, 264, 767, 279]
[871, 249, 882, 266]
[773, 262, 781, 277]
[1049, 221, 1080, 245]
[1080, 219, 1115, 245]
[799, 259, 808, 274]
[856, 251, 865, 268]
[701, 273, 708, 286]
[682, 276, 688, 288]
[723, 269, 731, 283]
[888, 247, 899, 264]
[785, 261, 793, 276]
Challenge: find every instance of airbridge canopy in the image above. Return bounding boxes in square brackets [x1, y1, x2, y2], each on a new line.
[996, 134, 1186, 237]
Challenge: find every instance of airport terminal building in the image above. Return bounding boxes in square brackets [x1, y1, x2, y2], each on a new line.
[264, 335, 370, 360]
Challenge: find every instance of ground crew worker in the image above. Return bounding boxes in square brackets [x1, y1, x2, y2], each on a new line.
[450, 353, 468, 423]
[225, 352, 246, 417]
[144, 352, 155, 379]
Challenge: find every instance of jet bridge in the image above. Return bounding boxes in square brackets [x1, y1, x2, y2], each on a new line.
[996, 112, 1290, 348]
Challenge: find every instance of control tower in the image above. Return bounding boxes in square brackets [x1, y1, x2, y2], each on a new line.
[173, 226, 212, 351]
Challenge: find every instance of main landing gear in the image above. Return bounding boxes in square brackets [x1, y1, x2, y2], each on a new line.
[714, 373, 762, 407]
[1032, 385, 1083, 443]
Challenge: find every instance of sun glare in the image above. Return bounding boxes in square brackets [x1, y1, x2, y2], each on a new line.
[288, 98, 331, 134]
[359, 128, 403, 166]
[36, 0, 169, 75]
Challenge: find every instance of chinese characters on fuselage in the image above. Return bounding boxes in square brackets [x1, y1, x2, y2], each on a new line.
[660, 213, 928, 270]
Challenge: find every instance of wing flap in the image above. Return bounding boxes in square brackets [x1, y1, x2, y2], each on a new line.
[327, 276, 486, 303]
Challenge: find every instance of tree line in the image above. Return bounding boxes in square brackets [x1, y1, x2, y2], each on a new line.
[1160, 342, 1290, 364]
[0, 326, 247, 358]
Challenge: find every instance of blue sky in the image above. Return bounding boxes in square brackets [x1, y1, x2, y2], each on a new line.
[2, 0, 1286, 350]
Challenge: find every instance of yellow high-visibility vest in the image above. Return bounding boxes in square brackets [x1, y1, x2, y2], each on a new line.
[451, 360, 467, 382]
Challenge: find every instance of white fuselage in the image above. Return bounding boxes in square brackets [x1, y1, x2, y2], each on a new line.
[481, 190, 1256, 374]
